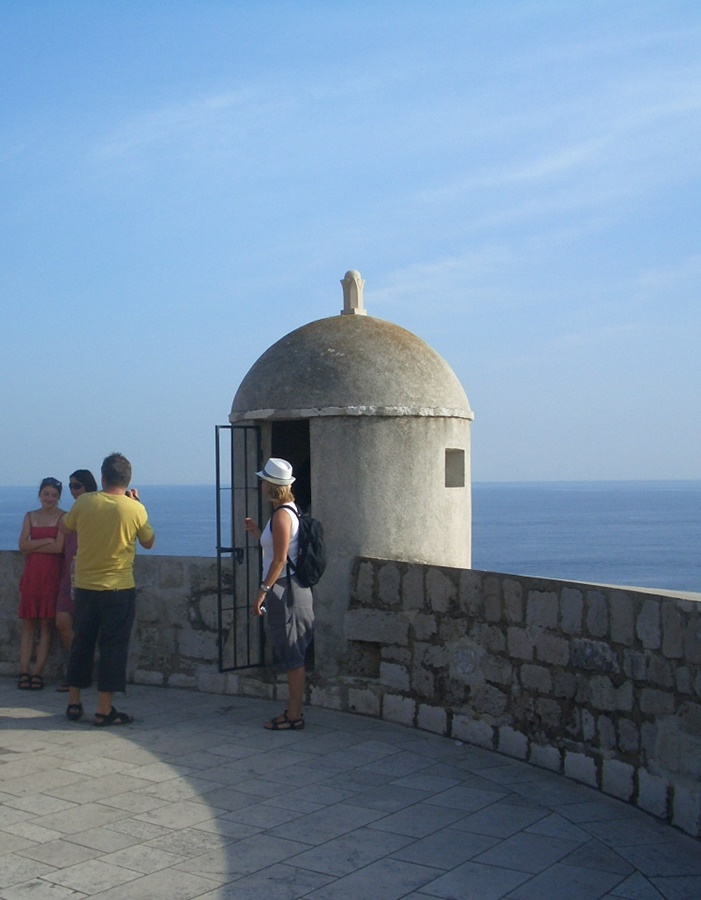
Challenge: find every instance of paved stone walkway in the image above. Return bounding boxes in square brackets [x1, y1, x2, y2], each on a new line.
[1, 676, 700, 899]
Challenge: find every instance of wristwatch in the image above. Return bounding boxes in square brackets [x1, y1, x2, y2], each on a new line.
[260, 583, 271, 593]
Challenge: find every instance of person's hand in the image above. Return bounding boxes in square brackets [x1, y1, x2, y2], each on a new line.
[251, 589, 266, 617]
[125, 488, 141, 502]
[244, 517, 260, 541]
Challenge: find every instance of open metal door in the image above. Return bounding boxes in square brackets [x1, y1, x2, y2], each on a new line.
[215, 424, 265, 671]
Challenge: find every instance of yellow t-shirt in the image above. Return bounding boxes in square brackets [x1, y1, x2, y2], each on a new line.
[63, 491, 155, 590]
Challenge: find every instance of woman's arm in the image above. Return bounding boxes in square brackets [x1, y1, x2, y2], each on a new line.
[265, 509, 292, 585]
[252, 508, 292, 617]
[18, 513, 33, 554]
[40, 524, 65, 555]
[33, 516, 66, 554]
[19, 513, 66, 555]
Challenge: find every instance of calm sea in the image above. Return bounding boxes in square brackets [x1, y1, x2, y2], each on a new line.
[2, 482, 699, 593]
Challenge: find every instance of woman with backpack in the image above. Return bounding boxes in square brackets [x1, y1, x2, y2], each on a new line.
[245, 457, 314, 730]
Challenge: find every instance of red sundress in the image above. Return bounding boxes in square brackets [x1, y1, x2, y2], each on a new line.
[18, 525, 63, 619]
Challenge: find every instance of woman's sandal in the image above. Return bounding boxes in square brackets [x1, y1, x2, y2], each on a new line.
[29, 674, 44, 691]
[66, 703, 83, 722]
[264, 710, 305, 731]
[94, 707, 134, 727]
[17, 672, 31, 690]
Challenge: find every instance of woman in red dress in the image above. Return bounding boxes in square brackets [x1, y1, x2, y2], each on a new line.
[17, 477, 66, 690]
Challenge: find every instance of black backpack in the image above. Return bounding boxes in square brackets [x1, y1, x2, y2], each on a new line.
[275, 505, 327, 588]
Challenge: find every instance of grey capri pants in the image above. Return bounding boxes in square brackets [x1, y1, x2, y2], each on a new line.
[266, 573, 314, 671]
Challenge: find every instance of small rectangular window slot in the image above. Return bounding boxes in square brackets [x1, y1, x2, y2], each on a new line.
[445, 448, 465, 487]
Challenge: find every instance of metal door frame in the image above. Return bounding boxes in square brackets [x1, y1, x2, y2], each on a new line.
[215, 424, 265, 671]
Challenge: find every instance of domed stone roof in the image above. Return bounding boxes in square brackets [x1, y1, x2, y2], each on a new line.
[230, 313, 473, 421]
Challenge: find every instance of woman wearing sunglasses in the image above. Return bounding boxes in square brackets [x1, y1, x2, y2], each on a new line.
[54, 470, 98, 690]
[17, 477, 66, 690]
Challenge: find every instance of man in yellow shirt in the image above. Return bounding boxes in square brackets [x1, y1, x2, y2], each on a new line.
[60, 452, 155, 725]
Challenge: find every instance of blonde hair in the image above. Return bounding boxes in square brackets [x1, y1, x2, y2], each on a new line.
[267, 483, 295, 504]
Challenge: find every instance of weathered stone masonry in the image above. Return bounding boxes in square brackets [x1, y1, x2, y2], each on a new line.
[344, 558, 701, 839]
[2, 549, 700, 837]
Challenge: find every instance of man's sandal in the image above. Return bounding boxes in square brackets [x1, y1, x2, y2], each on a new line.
[66, 703, 83, 722]
[264, 710, 305, 730]
[17, 673, 31, 690]
[94, 707, 134, 727]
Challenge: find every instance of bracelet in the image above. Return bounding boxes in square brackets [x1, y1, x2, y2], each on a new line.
[260, 583, 271, 593]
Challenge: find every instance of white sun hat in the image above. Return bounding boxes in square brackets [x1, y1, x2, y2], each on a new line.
[256, 458, 296, 485]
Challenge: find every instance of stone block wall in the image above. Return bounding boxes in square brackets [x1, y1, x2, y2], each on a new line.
[2, 549, 701, 837]
[343, 557, 701, 837]
[0, 553, 226, 690]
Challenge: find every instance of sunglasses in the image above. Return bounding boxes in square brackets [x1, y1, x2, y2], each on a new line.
[42, 478, 62, 490]
[69, 482, 84, 490]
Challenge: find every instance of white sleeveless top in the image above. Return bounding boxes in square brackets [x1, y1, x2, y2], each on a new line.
[260, 504, 300, 569]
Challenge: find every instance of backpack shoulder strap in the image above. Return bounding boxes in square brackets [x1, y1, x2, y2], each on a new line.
[277, 504, 300, 520]
[272, 505, 300, 580]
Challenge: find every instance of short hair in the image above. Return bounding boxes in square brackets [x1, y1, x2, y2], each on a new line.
[70, 469, 98, 492]
[267, 483, 295, 504]
[101, 452, 132, 488]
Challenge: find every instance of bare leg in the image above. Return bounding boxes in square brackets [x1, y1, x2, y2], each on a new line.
[264, 666, 306, 729]
[55, 612, 73, 689]
[96, 690, 114, 717]
[19, 619, 36, 673]
[68, 686, 82, 706]
[55, 612, 73, 653]
[286, 666, 305, 720]
[33, 620, 53, 676]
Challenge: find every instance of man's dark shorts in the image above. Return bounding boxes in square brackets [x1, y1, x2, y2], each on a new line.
[67, 588, 136, 693]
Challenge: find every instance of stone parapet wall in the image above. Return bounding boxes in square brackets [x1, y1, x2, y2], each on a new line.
[0, 553, 224, 689]
[2, 549, 700, 837]
[343, 557, 701, 837]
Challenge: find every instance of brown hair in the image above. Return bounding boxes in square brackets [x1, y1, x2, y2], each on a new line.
[101, 452, 132, 488]
[39, 477, 62, 497]
[70, 469, 98, 492]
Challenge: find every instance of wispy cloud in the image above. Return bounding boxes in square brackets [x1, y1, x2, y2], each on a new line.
[92, 89, 259, 160]
[371, 244, 522, 315]
[414, 137, 609, 209]
[635, 255, 701, 303]
[90, 66, 402, 165]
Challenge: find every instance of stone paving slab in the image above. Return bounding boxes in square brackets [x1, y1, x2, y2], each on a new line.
[2, 677, 700, 899]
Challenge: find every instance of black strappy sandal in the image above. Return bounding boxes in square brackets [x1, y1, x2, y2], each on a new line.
[94, 707, 134, 727]
[264, 710, 305, 730]
[66, 703, 83, 722]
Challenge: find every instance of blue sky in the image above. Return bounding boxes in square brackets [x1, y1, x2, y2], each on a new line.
[1, 1, 699, 486]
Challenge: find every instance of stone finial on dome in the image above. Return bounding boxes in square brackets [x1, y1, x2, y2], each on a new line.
[340, 269, 367, 316]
